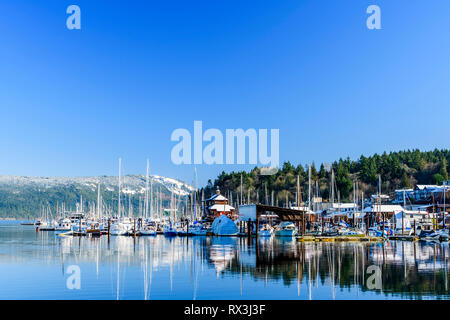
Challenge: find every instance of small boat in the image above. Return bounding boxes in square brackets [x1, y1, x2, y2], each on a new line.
[419, 229, 441, 241]
[21, 222, 35, 226]
[55, 218, 72, 231]
[140, 224, 157, 236]
[190, 223, 208, 236]
[164, 226, 178, 237]
[258, 224, 273, 237]
[274, 222, 297, 237]
[110, 222, 130, 236]
[163, 221, 177, 237]
[39, 220, 57, 231]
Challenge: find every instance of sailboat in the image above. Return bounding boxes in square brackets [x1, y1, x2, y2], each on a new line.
[140, 159, 157, 236]
[163, 219, 177, 236]
[190, 221, 208, 236]
[111, 158, 131, 236]
[39, 204, 57, 231]
[164, 191, 178, 236]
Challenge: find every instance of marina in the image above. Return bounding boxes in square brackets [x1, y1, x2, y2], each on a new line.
[0, 220, 448, 300]
[3, 157, 448, 301]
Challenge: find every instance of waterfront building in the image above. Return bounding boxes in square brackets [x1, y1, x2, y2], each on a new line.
[204, 188, 235, 219]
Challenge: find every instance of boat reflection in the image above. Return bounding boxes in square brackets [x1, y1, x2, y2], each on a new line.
[8, 230, 448, 299]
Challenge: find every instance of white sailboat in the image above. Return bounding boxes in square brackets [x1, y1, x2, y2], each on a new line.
[111, 158, 130, 236]
[140, 159, 157, 236]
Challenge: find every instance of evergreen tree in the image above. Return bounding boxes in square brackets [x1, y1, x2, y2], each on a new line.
[440, 158, 448, 181]
[400, 171, 411, 188]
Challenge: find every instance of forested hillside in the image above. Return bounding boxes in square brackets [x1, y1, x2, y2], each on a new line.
[203, 149, 450, 205]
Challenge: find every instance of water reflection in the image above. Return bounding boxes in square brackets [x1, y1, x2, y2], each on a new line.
[0, 223, 449, 299]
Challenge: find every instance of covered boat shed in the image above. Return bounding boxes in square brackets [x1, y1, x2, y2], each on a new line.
[239, 204, 309, 236]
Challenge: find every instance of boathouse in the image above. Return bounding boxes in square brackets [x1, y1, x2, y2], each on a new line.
[204, 188, 235, 219]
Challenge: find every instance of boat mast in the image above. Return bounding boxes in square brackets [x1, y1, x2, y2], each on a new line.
[308, 164, 312, 212]
[118, 157, 122, 219]
[330, 169, 335, 205]
[443, 185, 446, 228]
[194, 167, 197, 221]
[97, 182, 101, 220]
[145, 158, 150, 219]
[149, 160, 153, 220]
[240, 173, 243, 206]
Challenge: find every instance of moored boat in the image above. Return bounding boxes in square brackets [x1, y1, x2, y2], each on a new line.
[274, 222, 297, 237]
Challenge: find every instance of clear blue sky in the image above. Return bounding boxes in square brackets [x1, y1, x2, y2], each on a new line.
[0, 1, 449, 186]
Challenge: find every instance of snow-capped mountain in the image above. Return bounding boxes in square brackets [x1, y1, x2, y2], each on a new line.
[0, 174, 193, 196]
[0, 174, 194, 218]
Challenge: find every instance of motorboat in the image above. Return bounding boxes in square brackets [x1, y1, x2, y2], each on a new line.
[274, 221, 297, 237]
[110, 221, 131, 236]
[55, 218, 72, 231]
[418, 229, 441, 241]
[258, 224, 273, 237]
[190, 222, 208, 236]
[140, 222, 157, 236]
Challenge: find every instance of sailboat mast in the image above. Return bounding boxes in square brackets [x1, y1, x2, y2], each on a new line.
[118, 157, 122, 219]
[240, 174, 243, 206]
[308, 165, 311, 211]
[149, 160, 153, 220]
[145, 158, 150, 219]
[193, 167, 197, 221]
[331, 169, 335, 205]
[97, 182, 101, 219]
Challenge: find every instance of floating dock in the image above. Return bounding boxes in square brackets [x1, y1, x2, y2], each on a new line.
[296, 235, 385, 242]
[388, 235, 419, 241]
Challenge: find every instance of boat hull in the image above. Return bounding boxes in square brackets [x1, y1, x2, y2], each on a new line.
[258, 230, 273, 237]
[275, 229, 297, 237]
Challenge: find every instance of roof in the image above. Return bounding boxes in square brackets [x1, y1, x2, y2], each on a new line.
[209, 204, 235, 212]
[206, 194, 228, 201]
[290, 206, 315, 214]
[330, 203, 357, 209]
[395, 189, 414, 192]
[415, 185, 439, 190]
[364, 205, 405, 213]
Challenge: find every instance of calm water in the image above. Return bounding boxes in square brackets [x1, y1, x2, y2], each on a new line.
[0, 221, 449, 300]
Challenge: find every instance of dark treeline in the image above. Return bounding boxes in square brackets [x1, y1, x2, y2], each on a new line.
[202, 149, 450, 204]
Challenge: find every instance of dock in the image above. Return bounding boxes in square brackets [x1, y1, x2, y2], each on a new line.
[388, 235, 419, 241]
[296, 235, 386, 242]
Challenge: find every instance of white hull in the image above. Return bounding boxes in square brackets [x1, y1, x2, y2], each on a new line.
[110, 230, 128, 236]
[275, 229, 297, 237]
[140, 230, 157, 236]
[259, 230, 273, 237]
